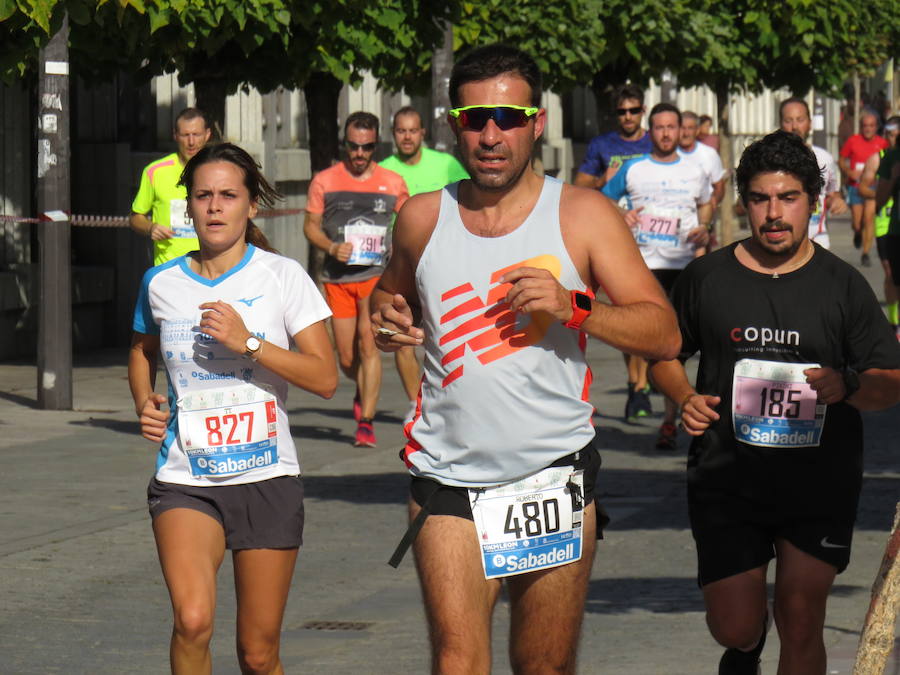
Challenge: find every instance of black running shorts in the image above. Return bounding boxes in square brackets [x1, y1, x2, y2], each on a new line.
[689, 495, 854, 586]
[410, 441, 602, 531]
[147, 474, 304, 550]
[886, 235, 900, 285]
[652, 268, 682, 294]
[876, 234, 889, 262]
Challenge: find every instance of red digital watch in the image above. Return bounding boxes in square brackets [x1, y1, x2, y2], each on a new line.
[564, 290, 592, 330]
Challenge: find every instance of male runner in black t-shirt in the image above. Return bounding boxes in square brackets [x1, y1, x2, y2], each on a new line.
[650, 130, 900, 674]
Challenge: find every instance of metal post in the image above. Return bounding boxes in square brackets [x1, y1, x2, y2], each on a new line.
[660, 71, 677, 105]
[430, 21, 454, 153]
[262, 91, 278, 184]
[37, 14, 72, 410]
[812, 90, 827, 150]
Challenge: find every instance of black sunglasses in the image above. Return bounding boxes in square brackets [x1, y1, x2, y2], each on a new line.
[616, 106, 643, 116]
[345, 141, 376, 152]
[448, 105, 539, 131]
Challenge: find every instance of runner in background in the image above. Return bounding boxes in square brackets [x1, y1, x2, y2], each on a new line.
[875, 118, 900, 340]
[303, 112, 408, 447]
[650, 130, 900, 674]
[680, 110, 726, 251]
[129, 142, 337, 673]
[780, 97, 847, 250]
[602, 102, 712, 447]
[859, 116, 899, 330]
[697, 114, 720, 151]
[373, 44, 680, 674]
[839, 109, 889, 266]
[380, 107, 469, 417]
[574, 84, 651, 191]
[131, 108, 212, 265]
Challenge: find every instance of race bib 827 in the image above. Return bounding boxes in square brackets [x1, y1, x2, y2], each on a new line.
[177, 383, 279, 477]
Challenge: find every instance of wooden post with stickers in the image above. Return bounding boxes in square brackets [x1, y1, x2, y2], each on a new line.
[36, 13, 73, 410]
[853, 502, 900, 673]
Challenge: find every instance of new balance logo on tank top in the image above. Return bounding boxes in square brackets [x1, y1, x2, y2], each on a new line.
[404, 177, 595, 488]
[133, 245, 331, 486]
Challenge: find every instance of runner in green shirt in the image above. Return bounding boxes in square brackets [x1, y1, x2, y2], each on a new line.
[379, 106, 469, 197]
[861, 117, 899, 328]
[875, 123, 900, 338]
[130, 108, 212, 265]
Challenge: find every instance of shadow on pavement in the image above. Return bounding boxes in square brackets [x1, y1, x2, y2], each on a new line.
[303, 472, 409, 505]
[288, 405, 404, 425]
[585, 580, 863, 615]
[0, 390, 38, 408]
[69, 417, 138, 435]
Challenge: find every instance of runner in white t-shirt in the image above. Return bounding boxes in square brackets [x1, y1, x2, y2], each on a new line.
[679, 111, 726, 217]
[604, 102, 712, 449]
[780, 97, 847, 249]
[129, 143, 337, 673]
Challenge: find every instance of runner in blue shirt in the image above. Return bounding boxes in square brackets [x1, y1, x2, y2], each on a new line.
[575, 84, 652, 191]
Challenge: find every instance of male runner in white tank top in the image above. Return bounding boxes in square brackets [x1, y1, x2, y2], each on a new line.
[371, 44, 681, 674]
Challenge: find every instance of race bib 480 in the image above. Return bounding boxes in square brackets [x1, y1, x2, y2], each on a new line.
[177, 383, 278, 477]
[732, 359, 826, 448]
[468, 466, 584, 579]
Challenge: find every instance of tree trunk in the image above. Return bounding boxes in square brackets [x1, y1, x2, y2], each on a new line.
[302, 71, 343, 282]
[303, 71, 343, 174]
[715, 81, 737, 246]
[193, 77, 226, 141]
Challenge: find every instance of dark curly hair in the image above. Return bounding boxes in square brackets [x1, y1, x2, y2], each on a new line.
[179, 143, 281, 253]
[735, 130, 823, 209]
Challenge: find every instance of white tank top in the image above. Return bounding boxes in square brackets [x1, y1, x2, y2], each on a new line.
[404, 176, 596, 487]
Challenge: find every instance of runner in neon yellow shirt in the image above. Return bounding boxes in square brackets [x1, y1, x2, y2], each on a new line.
[379, 106, 469, 196]
[130, 108, 212, 265]
[860, 116, 899, 327]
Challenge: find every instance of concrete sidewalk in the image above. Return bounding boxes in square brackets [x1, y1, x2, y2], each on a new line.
[1, 219, 898, 673]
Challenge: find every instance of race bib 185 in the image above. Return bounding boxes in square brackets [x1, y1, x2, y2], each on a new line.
[732, 359, 826, 448]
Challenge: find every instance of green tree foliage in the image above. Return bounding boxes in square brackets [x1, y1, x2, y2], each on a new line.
[452, 0, 605, 94]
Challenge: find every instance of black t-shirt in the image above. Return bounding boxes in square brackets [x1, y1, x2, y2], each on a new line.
[672, 242, 900, 516]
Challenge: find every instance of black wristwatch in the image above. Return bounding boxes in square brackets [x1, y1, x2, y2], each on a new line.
[841, 367, 860, 401]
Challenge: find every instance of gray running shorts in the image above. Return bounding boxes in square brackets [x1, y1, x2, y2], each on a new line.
[147, 475, 304, 550]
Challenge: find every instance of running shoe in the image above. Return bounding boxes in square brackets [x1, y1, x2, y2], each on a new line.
[352, 390, 361, 423]
[718, 611, 771, 675]
[624, 387, 640, 421]
[655, 422, 677, 450]
[853, 231, 862, 249]
[861, 253, 871, 267]
[634, 386, 652, 417]
[354, 419, 377, 447]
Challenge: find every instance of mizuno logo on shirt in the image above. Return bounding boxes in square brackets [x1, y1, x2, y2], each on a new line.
[238, 295, 264, 307]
